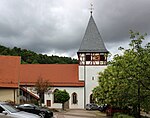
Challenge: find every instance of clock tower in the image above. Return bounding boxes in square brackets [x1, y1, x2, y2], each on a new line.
[77, 12, 109, 106]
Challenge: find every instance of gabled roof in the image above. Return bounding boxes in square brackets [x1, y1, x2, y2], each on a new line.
[78, 15, 108, 53]
[0, 56, 20, 88]
[0, 56, 84, 88]
[20, 64, 84, 87]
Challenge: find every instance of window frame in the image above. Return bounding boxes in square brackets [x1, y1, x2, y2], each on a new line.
[72, 92, 78, 104]
[53, 89, 59, 103]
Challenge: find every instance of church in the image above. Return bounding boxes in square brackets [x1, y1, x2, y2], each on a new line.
[0, 12, 108, 109]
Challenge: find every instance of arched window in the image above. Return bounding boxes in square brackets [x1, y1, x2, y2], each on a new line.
[72, 92, 77, 104]
[90, 94, 94, 103]
[53, 89, 59, 103]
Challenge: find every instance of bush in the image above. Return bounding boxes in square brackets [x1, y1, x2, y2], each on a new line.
[113, 113, 135, 118]
[113, 113, 121, 118]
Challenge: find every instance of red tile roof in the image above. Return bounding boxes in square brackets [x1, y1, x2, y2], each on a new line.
[0, 56, 20, 88]
[20, 64, 84, 87]
[0, 83, 18, 88]
[0, 56, 84, 88]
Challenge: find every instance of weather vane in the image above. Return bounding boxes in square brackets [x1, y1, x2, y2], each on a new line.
[90, 3, 94, 14]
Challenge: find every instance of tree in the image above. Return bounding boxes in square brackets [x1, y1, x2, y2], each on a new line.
[35, 76, 51, 106]
[0, 44, 78, 64]
[54, 90, 70, 110]
[93, 30, 150, 117]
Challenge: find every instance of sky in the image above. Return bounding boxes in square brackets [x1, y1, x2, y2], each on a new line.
[0, 0, 150, 59]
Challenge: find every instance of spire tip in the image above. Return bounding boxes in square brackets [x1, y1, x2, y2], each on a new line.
[90, 3, 94, 15]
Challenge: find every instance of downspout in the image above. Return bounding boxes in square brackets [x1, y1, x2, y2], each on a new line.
[17, 56, 21, 104]
[14, 89, 15, 104]
[84, 64, 86, 109]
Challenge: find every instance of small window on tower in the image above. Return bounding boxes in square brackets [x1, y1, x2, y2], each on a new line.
[92, 77, 94, 80]
[100, 55, 105, 61]
[86, 55, 91, 61]
[92, 55, 100, 61]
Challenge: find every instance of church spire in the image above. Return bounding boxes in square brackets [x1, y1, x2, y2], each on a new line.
[78, 13, 108, 53]
[90, 3, 94, 15]
[77, 8, 108, 65]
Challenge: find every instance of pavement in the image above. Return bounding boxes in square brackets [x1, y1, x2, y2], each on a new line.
[53, 109, 110, 118]
[54, 110, 150, 118]
[0, 114, 13, 118]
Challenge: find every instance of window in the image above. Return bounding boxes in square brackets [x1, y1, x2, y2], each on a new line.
[47, 100, 51, 107]
[0, 106, 4, 113]
[53, 89, 59, 103]
[39, 92, 44, 104]
[92, 54, 100, 61]
[72, 92, 77, 104]
[90, 94, 94, 103]
[92, 76, 94, 80]
[86, 55, 91, 61]
[100, 55, 105, 61]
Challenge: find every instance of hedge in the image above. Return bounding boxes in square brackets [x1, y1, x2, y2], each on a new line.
[113, 113, 134, 118]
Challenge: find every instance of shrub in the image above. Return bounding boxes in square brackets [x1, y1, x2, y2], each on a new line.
[113, 113, 135, 118]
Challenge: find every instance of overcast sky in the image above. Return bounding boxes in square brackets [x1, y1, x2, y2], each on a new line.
[0, 0, 150, 59]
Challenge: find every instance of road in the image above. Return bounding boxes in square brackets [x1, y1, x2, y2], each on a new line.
[0, 109, 109, 118]
[0, 114, 13, 118]
[53, 109, 109, 118]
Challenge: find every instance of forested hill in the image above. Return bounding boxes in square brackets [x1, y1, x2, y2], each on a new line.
[0, 45, 78, 64]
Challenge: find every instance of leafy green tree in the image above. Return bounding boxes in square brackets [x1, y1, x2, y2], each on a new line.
[54, 90, 70, 110]
[93, 30, 150, 117]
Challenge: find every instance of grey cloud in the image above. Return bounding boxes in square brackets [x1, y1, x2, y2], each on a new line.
[94, 0, 150, 43]
[0, 0, 150, 58]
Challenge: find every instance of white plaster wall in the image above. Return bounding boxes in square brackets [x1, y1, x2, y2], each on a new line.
[45, 87, 84, 109]
[79, 66, 84, 81]
[79, 66, 107, 104]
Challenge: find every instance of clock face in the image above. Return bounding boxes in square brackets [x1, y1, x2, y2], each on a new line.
[92, 55, 100, 61]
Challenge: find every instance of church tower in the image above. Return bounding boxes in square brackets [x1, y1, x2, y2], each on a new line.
[77, 10, 109, 106]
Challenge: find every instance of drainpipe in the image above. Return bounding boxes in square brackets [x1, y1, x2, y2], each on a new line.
[17, 56, 21, 104]
[84, 64, 86, 109]
[14, 89, 15, 104]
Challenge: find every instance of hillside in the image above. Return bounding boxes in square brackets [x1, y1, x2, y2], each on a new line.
[0, 45, 78, 64]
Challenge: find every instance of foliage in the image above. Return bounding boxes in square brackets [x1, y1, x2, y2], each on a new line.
[113, 113, 134, 118]
[35, 76, 50, 106]
[54, 90, 70, 110]
[0, 45, 78, 64]
[93, 30, 150, 115]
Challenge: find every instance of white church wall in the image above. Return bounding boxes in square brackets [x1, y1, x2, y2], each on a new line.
[45, 87, 84, 109]
[84, 66, 107, 104]
[79, 66, 84, 81]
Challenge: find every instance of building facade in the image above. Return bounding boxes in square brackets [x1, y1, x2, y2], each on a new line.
[77, 14, 108, 106]
[0, 13, 108, 109]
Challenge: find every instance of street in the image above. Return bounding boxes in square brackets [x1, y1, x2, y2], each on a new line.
[0, 114, 13, 118]
[53, 109, 110, 118]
